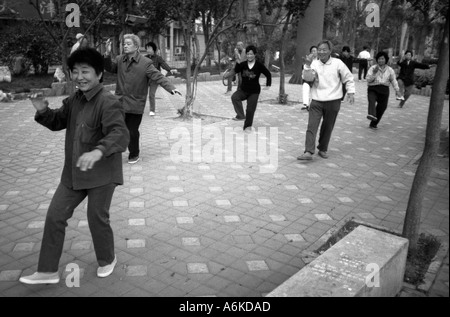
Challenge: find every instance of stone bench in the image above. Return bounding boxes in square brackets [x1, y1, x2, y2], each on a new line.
[267, 225, 409, 297]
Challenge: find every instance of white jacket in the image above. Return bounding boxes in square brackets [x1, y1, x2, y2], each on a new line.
[303, 57, 355, 102]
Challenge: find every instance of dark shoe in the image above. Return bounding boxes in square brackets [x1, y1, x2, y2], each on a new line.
[297, 152, 313, 161]
[232, 117, 246, 121]
[318, 151, 329, 159]
[128, 156, 140, 164]
[369, 125, 378, 130]
[367, 115, 377, 121]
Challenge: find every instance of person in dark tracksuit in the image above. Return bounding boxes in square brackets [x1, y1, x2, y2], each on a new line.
[19, 48, 130, 285]
[366, 51, 402, 130]
[396, 50, 430, 108]
[226, 45, 271, 132]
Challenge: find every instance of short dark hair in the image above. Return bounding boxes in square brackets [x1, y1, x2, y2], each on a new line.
[246, 45, 257, 54]
[405, 50, 413, 56]
[342, 46, 351, 53]
[67, 47, 104, 80]
[145, 42, 157, 52]
[310, 46, 318, 53]
[375, 51, 389, 63]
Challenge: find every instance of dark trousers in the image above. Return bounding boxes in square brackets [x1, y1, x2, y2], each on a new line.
[38, 182, 117, 273]
[125, 113, 143, 159]
[231, 90, 260, 130]
[398, 79, 414, 107]
[368, 86, 390, 128]
[305, 99, 341, 154]
[359, 60, 368, 80]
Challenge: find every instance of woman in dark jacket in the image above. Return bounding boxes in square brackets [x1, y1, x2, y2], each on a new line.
[226, 45, 272, 132]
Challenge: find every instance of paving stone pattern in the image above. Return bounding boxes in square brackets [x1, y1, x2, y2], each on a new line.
[0, 78, 448, 297]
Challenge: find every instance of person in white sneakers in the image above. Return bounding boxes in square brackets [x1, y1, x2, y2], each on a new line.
[301, 46, 318, 110]
[144, 42, 176, 116]
[298, 40, 355, 161]
[366, 51, 402, 130]
[19, 48, 129, 285]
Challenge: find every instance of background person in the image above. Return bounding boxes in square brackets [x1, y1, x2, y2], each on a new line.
[357, 46, 372, 81]
[366, 51, 401, 130]
[104, 34, 181, 164]
[396, 50, 430, 108]
[302, 46, 318, 110]
[145, 42, 176, 116]
[19, 47, 130, 285]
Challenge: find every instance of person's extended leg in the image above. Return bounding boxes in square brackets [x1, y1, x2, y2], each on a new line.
[86, 183, 117, 268]
[38, 183, 87, 273]
[148, 81, 158, 114]
[367, 87, 378, 121]
[125, 113, 143, 161]
[371, 90, 389, 128]
[231, 90, 248, 120]
[317, 100, 341, 155]
[243, 93, 259, 130]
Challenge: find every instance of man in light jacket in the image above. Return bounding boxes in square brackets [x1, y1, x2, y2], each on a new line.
[104, 34, 181, 164]
[298, 40, 355, 161]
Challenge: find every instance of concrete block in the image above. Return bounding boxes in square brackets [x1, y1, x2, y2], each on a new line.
[267, 225, 409, 297]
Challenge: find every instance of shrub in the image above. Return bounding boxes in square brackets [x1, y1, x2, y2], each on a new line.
[0, 21, 61, 76]
[414, 66, 436, 89]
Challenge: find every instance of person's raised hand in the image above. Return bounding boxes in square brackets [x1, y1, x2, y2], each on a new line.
[29, 93, 49, 112]
[302, 53, 314, 67]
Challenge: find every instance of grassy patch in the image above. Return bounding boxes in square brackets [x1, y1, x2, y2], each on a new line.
[315, 219, 441, 287]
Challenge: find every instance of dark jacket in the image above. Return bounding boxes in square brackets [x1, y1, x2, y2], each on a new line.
[397, 60, 430, 87]
[233, 61, 272, 94]
[104, 52, 176, 114]
[145, 54, 172, 72]
[339, 55, 356, 72]
[35, 84, 130, 190]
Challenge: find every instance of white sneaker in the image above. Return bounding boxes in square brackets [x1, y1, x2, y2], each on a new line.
[19, 272, 60, 285]
[97, 255, 117, 278]
[396, 96, 405, 101]
[149, 111, 155, 116]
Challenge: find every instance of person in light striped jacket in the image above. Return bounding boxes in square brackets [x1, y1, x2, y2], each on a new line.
[366, 51, 402, 130]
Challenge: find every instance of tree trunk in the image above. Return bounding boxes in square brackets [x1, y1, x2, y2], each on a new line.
[399, 21, 408, 54]
[279, 13, 291, 104]
[402, 16, 449, 254]
[289, 0, 326, 84]
[237, 0, 249, 42]
[344, 0, 356, 52]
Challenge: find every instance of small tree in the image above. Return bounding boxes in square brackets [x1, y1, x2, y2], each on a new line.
[166, 0, 238, 119]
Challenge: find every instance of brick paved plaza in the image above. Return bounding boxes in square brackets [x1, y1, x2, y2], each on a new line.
[0, 78, 448, 297]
